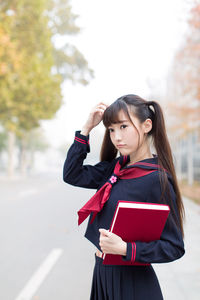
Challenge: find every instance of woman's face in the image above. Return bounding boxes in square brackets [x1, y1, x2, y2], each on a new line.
[108, 109, 150, 157]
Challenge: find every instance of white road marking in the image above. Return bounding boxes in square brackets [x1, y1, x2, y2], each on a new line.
[14, 248, 63, 300]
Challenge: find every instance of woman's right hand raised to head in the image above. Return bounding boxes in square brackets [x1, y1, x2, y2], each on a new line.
[81, 102, 109, 136]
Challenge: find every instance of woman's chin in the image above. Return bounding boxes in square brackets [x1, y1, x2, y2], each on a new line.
[119, 150, 129, 156]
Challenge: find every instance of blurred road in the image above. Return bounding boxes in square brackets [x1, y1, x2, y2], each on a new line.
[0, 172, 199, 300]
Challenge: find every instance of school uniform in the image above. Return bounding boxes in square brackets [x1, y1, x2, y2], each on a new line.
[63, 130, 185, 300]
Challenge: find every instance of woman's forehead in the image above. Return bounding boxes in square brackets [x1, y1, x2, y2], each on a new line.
[117, 109, 135, 122]
[109, 110, 132, 125]
[103, 106, 136, 127]
[117, 110, 129, 120]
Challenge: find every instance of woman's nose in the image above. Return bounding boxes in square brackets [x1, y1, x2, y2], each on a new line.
[114, 131, 122, 141]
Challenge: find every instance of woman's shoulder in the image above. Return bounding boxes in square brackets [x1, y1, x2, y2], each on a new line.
[96, 156, 119, 169]
[146, 169, 176, 200]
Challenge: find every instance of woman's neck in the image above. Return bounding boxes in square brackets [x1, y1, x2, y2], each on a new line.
[127, 149, 153, 166]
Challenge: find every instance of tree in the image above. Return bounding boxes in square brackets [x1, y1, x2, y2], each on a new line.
[0, 0, 93, 176]
[48, 0, 94, 85]
[16, 128, 49, 175]
[0, 126, 7, 167]
[168, 1, 200, 135]
[166, 1, 200, 185]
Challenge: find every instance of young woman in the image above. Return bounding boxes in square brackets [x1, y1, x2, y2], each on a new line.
[63, 94, 185, 300]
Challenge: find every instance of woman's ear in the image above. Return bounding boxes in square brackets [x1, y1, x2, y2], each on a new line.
[143, 118, 152, 134]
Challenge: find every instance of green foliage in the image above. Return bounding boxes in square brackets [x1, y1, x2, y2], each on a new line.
[0, 126, 7, 153]
[53, 44, 94, 84]
[0, 0, 93, 136]
[47, 0, 94, 84]
[0, 0, 62, 134]
[47, 0, 80, 35]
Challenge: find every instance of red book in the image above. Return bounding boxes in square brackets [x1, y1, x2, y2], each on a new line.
[102, 200, 170, 265]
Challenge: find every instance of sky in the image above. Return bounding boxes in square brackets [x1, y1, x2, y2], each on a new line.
[41, 0, 191, 148]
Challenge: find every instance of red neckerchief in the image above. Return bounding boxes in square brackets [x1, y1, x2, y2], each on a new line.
[77, 155, 164, 225]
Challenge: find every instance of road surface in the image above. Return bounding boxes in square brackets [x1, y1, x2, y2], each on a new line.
[0, 172, 199, 299]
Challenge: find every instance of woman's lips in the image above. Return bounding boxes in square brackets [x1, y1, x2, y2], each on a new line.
[117, 144, 126, 147]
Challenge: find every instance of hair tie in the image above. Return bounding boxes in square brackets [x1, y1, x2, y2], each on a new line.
[146, 102, 155, 113]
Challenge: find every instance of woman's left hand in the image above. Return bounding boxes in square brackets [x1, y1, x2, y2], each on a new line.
[99, 228, 127, 255]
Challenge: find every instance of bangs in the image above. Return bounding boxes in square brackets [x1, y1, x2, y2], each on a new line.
[103, 99, 131, 127]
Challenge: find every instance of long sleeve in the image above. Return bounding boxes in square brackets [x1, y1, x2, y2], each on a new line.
[123, 175, 185, 264]
[63, 130, 113, 189]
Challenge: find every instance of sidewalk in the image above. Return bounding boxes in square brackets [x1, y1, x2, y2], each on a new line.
[153, 197, 200, 299]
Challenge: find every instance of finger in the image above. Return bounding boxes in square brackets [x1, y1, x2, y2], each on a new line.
[95, 108, 105, 113]
[99, 228, 107, 234]
[98, 102, 109, 106]
[97, 103, 109, 110]
[99, 235, 104, 243]
[99, 228, 110, 237]
[95, 105, 107, 112]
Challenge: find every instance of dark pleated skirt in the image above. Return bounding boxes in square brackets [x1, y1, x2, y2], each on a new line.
[90, 254, 164, 300]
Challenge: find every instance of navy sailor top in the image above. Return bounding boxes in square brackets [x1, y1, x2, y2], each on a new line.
[63, 130, 185, 264]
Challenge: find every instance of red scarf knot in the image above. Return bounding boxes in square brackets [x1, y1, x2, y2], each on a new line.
[77, 155, 162, 226]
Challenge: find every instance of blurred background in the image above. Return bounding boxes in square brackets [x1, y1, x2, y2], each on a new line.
[0, 0, 200, 299]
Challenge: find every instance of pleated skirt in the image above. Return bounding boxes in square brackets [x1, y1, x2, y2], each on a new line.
[89, 254, 164, 300]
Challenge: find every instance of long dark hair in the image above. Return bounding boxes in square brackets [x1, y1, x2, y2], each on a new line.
[100, 94, 185, 237]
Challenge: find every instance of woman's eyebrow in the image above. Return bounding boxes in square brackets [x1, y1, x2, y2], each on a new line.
[117, 120, 128, 123]
[113, 120, 129, 124]
[108, 120, 129, 127]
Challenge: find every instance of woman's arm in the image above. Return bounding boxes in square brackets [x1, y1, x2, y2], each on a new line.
[63, 102, 112, 189]
[123, 223, 185, 264]
[63, 130, 114, 189]
[99, 176, 185, 264]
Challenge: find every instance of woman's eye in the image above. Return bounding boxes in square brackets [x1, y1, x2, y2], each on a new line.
[121, 125, 127, 129]
[108, 125, 127, 132]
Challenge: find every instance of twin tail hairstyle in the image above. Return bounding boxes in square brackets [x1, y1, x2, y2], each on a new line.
[100, 94, 185, 238]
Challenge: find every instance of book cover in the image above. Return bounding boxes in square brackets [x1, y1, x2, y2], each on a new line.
[102, 201, 170, 265]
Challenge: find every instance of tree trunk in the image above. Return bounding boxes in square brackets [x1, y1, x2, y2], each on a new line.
[19, 137, 28, 177]
[7, 130, 15, 178]
[187, 133, 194, 186]
[28, 150, 35, 173]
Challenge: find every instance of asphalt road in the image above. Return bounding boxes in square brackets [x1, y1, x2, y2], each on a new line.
[0, 172, 199, 300]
